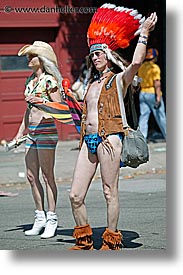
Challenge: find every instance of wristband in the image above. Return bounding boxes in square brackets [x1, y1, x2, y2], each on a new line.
[139, 34, 148, 40]
[138, 40, 147, 45]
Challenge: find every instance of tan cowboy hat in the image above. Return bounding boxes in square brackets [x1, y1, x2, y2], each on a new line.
[18, 41, 58, 66]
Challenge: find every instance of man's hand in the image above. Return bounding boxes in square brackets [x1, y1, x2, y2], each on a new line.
[154, 101, 161, 109]
[141, 12, 158, 34]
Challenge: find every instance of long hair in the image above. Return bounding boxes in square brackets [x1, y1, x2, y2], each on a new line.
[85, 50, 140, 121]
[86, 50, 129, 83]
[38, 56, 63, 90]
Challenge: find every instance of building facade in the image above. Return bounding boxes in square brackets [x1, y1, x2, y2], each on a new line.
[0, 0, 165, 141]
[0, 0, 93, 141]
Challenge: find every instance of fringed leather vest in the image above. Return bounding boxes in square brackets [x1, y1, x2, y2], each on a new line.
[80, 72, 126, 147]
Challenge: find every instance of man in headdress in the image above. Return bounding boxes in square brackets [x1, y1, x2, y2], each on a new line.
[69, 4, 158, 250]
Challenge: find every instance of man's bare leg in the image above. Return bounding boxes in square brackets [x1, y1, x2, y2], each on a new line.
[69, 142, 98, 225]
[97, 135, 122, 232]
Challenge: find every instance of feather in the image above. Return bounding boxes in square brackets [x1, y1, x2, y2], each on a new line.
[105, 47, 126, 71]
[87, 3, 144, 50]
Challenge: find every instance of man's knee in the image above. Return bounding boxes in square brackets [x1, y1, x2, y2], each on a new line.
[103, 185, 118, 202]
[69, 191, 84, 208]
[103, 186, 112, 202]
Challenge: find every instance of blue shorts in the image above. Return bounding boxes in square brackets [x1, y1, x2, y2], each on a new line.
[84, 133, 123, 154]
[84, 133, 124, 167]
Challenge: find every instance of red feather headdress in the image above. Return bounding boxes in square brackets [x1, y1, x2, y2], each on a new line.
[87, 3, 145, 52]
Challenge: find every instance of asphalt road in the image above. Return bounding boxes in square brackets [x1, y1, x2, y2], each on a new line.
[0, 140, 166, 252]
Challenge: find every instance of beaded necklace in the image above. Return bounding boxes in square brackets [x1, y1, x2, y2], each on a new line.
[98, 67, 113, 83]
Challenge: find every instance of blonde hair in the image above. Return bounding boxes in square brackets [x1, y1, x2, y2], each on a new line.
[38, 56, 63, 90]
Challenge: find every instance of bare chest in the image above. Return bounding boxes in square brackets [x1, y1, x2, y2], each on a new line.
[85, 80, 104, 105]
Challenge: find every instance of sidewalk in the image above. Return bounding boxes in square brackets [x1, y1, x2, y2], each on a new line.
[0, 139, 166, 186]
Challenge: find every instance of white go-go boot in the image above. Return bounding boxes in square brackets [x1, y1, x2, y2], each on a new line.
[41, 211, 58, 239]
[25, 210, 46, 236]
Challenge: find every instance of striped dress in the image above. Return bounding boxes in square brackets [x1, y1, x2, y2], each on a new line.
[25, 72, 58, 150]
[26, 119, 58, 150]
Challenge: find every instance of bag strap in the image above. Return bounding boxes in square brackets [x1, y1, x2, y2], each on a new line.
[115, 74, 129, 132]
[128, 87, 138, 130]
[116, 74, 139, 131]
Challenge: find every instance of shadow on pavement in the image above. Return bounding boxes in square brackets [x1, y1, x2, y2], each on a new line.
[5, 224, 33, 232]
[56, 226, 142, 249]
[4, 224, 142, 250]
